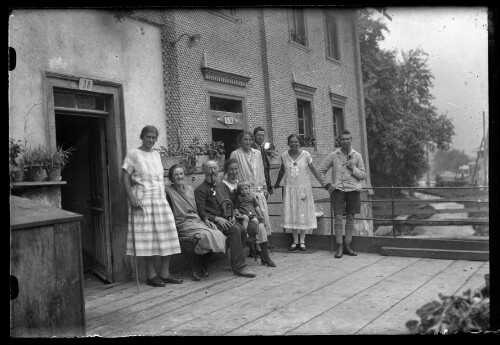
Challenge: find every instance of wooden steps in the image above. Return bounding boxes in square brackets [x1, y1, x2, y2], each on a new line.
[381, 247, 489, 261]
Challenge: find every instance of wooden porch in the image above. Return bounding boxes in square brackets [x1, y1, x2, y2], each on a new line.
[84, 249, 489, 336]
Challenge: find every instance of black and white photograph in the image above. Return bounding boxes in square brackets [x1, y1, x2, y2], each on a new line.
[9, 6, 493, 336]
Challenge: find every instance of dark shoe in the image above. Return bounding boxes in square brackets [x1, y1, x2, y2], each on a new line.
[344, 243, 358, 256]
[200, 266, 209, 277]
[334, 245, 343, 258]
[299, 243, 306, 251]
[146, 275, 166, 287]
[161, 274, 183, 284]
[192, 271, 201, 281]
[234, 266, 256, 278]
[289, 243, 298, 251]
[261, 257, 277, 267]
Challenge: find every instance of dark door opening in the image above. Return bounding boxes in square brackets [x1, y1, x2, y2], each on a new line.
[212, 128, 243, 160]
[56, 114, 112, 282]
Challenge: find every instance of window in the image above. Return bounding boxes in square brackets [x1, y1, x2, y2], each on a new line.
[297, 99, 314, 140]
[332, 106, 344, 139]
[54, 90, 106, 111]
[209, 96, 242, 113]
[325, 12, 340, 61]
[289, 9, 307, 46]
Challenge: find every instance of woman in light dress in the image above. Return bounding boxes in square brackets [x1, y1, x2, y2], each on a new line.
[274, 134, 322, 251]
[229, 131, 275, 267]
[122, 125, 183, 287]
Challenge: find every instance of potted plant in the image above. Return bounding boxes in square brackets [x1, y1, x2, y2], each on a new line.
[21, 144, 51, 181]
[47, 145, 75, 181]
[9, 138, 25, 182]
[302, 136, 316, 147]
[158, 145, 185, 170]
[405, 287, 490, 334]
[202, 140, 225, 167]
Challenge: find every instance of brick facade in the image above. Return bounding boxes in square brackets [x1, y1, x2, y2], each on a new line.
[160, 8, 373, 235]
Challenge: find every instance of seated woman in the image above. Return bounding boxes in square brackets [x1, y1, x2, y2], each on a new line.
[165, 164, 227, 280]
[221, 158, 275, 267]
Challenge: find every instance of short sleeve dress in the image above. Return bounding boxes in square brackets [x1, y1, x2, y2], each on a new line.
[122, 148, 181, 256]
[280, 150, 317, 232]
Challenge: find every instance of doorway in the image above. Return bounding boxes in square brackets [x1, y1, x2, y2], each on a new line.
[212, 128, 243, 159]
[56, 113, 112, 283]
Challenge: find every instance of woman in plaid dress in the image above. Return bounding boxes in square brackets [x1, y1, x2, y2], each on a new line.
[122, 125, 183, 287]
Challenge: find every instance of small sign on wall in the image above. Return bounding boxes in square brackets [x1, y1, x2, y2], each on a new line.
[224, 116, 234, 125]
[78, 78, 93, 91]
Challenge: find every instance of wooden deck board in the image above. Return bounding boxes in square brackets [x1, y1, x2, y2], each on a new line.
[86, 250, 325, 336]
[357, 260, 487, 334]
[84, 251, 489, 336]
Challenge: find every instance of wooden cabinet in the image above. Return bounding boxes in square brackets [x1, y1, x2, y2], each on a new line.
[10, 196, 85, 337]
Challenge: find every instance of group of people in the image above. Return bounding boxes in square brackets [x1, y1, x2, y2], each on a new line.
[122, 125, 366, 287]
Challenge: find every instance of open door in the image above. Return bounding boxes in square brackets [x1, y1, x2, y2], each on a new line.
[88, 119, 112, 282]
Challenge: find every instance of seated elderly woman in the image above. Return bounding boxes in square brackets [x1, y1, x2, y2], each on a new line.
[165, 164, 227, 280]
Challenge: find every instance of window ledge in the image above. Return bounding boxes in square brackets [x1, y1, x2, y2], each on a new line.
[288, 40, 311, 53]
[326, 56, 342, 65]
[11, 181, 67, 189]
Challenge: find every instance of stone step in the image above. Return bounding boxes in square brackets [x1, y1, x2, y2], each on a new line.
[380, 247, 489, 261]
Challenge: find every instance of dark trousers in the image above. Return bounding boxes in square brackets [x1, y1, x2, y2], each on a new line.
[216, 221, 247, 272]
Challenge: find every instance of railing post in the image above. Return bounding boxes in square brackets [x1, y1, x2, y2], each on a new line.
[391, 186, 396, 238]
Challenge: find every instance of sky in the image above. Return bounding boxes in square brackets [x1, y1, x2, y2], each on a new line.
[374, 7, 488, 158]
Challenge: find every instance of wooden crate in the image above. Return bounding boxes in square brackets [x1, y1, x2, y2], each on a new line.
[10, 196, 85, 337]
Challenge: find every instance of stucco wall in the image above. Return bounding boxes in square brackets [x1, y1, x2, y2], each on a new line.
[8, 9, 167, 150]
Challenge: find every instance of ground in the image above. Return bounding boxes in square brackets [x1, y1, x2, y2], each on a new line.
[84, 250, 488, 336]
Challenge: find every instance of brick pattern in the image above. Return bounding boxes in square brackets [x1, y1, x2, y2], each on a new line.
[159, 8, 372, 235]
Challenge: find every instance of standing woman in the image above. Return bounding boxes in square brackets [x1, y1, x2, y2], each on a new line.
[122, 125, 183, 287]
[273, 134, 322, 251]
[230, 131, 276, 267]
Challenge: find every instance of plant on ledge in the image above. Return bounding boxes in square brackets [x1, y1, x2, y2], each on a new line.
[21, 144, 52, 181]
[302, 136, 316, 147]
[9, 138, 25, 182]
[405, 286, 490, 334]
[203, 140, 225, 160]
[47, 145, 75, 181]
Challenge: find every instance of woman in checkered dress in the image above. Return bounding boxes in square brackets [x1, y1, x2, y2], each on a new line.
[122, 125, 183, 287]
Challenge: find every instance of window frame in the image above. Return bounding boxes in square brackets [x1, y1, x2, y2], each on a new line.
[324, 11, 341, 62]
[288, 8, 309, 49]
[332, 105, 345, 140]
[295, 95, 315, 149]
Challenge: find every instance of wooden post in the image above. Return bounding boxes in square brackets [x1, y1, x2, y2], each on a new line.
[391, 186, 395, 238]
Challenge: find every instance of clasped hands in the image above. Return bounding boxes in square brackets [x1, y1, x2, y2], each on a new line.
[205, 216, 235, 231]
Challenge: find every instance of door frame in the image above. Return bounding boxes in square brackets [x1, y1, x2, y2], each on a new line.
[43, 70, 127, 282]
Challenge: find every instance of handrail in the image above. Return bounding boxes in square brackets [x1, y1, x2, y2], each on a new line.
[269, 185, 488, 242]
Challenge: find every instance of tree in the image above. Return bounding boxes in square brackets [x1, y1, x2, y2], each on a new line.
[357, 9, 455, 187]
[433, 149, 471, 174]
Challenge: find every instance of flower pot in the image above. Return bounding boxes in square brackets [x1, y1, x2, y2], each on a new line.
[13, 169, 24, 182]
[48, 166, 62, 181]
[24, 166, 48, 182]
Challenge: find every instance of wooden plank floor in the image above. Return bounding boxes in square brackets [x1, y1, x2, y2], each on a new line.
[84, 250, 489, 336]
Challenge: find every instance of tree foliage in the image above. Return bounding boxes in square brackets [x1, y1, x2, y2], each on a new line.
[357, 9, 455, 187]
[433, 149, 471, 174]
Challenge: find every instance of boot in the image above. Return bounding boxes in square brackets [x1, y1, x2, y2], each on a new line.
[259, 242, 276, 267]
[343, 243, 357, 256]
[335, 243, 343, 258]
[246, 241, 257, 258]
[200, 252, 213, 277]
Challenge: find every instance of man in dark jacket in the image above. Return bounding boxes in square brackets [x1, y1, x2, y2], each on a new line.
[194, 160, 256, 278]
[252, 126, 273, 197]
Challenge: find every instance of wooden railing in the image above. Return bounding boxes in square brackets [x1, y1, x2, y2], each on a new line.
[268, 185, 489, 247]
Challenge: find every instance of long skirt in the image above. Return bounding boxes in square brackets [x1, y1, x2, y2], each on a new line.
[126, 193, 181, 256]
